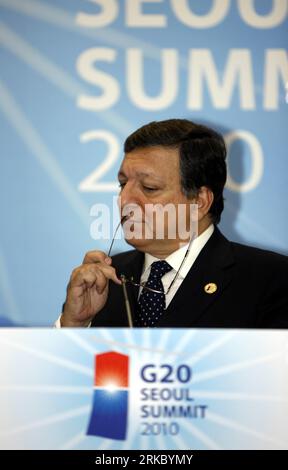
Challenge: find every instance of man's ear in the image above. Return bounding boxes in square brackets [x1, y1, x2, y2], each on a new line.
[193, 186, 214, 220]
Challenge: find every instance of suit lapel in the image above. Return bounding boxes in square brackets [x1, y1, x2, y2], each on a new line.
[157, 228, 235, 327]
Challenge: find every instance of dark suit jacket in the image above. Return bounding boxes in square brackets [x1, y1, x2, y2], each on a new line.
[91, 228, 288, 328]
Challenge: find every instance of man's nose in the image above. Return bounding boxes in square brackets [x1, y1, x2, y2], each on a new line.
[119, 183, 142, 218]
[119, 182, 137, 207]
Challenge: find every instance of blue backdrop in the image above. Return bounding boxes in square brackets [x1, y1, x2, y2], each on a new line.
[0, 0, 287, 326]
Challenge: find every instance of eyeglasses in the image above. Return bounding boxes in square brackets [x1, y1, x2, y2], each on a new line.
[107, 215, 197, 327]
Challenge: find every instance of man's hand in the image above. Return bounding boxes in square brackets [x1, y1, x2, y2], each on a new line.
[61, 251, 122, 327]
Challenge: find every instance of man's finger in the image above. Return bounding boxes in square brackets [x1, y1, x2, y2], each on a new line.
[82, 250, 110, 265]
[70, 263, 121, 289]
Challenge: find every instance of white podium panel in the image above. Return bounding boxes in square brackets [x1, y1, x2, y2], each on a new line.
[0, 328, 287, 450]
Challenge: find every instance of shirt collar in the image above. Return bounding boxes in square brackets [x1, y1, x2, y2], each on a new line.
[143, 224, 215, 278]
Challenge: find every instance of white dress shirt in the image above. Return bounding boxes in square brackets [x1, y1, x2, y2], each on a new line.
[55, 224, 214, 327]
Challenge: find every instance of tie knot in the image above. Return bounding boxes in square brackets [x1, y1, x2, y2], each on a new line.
[150, 260, 172, 278]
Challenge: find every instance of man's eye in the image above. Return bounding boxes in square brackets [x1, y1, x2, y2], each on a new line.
[143, 186, 158, 192]
[118, 182, 126, 189]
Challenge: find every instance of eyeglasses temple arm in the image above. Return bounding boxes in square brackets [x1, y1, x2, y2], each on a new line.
[165, 231, 197, 295]
[108, 215, 130, 257]
[120, 275, 133, 328]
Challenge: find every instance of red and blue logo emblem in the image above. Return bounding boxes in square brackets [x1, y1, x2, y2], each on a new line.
[87, 351, 129, 440]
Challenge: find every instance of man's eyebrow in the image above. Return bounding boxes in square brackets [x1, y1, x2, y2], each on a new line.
[117, 170, 163, 181]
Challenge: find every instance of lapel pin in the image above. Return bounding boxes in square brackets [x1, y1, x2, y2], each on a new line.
[204, 283, 217, 294]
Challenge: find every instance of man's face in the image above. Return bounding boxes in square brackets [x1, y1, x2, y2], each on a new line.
[117, 146, 196, 256]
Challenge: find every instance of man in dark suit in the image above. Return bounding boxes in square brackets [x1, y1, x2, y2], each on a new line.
[59, 119, 288, 328]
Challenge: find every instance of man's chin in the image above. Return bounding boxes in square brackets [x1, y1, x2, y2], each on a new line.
[124, 236, 153, 251]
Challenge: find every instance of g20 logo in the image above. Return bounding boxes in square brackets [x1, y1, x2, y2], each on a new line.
[87, 351, 129, 440]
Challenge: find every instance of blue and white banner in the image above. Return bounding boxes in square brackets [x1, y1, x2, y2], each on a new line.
[0, 328, 288, 450]
[0, 0, 287, 326]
